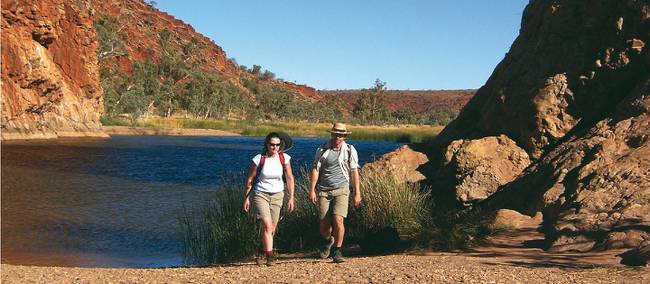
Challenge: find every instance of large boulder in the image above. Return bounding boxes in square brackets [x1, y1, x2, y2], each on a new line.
[362, 145, 428, 184]
[1, 0, 107, 139]
[490, 209, 543, 231]
[441, 135, 530, 206]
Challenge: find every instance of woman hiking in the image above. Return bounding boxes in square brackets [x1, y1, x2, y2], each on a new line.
[242, 132, 295, 266]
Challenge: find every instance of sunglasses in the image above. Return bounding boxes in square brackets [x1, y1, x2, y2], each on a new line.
[268, 143, 281, 147]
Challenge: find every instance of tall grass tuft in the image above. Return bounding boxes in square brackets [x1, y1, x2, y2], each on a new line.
[348, 166, 431, 253]
[179, 177, 258, 265]
[274, 168, 321, 251]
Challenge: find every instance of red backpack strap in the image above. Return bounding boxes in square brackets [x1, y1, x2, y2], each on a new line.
[258, 155, 266, 172]
[279, 152, 288, 184]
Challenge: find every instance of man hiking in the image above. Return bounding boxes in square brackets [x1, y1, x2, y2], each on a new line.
[308, 122, 361, 263]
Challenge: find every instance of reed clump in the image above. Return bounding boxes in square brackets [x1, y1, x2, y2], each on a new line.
[179, 177, 258, 265]
[274, 168, 321, 251]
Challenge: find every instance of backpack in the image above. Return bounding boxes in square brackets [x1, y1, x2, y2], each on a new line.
[317, 144, 353, 169]
[256, 151, 288, 184]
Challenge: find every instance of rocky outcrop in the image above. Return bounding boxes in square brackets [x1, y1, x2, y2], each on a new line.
[1, 0, 107, 139]
[362, 145, 428, 184]
[434, 0, 647, 159]
[420, 0, 649, 254]
[491, 114, 650, 252]
[440, 135, 530, 206]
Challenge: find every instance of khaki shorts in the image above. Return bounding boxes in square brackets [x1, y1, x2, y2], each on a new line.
[253, 191, 284, 224]
[317, 187, 350, 220]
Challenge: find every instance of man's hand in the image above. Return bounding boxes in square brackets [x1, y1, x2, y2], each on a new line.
[242, 198, 250, 213]
[353, 194, 362, 208]
[308, 190, 317, 204]
[288, 197, 295, 213]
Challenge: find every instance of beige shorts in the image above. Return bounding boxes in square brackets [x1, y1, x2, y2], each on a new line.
[317, 187, 350, 220]
[253, 191, 284, 223]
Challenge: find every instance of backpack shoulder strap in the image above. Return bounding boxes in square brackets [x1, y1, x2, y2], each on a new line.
[256, 155, 266, 177]
[278, 151, 286, 166]
[279, 152, 288, 184]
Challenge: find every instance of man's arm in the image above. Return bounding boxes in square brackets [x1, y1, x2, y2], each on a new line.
[308, 168, 319, 204]
[349, 145, 361, 207]
[351, 168, 361, 208]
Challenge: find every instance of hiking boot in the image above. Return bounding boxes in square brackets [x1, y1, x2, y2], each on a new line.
[332, 248, 345, 263]
[255, 253, 265, 266]
[266, 251, 276, 266]
[319, 237, 335, 259]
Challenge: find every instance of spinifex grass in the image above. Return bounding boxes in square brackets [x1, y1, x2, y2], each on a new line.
[348, 166, 432, 252]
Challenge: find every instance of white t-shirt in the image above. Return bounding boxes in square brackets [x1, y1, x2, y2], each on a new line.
[252, 153, 291, 193]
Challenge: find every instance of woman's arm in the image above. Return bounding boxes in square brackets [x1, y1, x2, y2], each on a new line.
[242, 162, 257, 212]
[285, 162, 295, 212]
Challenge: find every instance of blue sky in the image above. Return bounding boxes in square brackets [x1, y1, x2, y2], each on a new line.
[156, 0, 528, 90]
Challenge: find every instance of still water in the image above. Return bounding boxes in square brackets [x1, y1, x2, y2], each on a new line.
[1, 135, 401, 268]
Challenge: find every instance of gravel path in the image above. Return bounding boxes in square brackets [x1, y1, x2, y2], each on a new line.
[3, 222, 648, 283]
[2, 253, 648, 283]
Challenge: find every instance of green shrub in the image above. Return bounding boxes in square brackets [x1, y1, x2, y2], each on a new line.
[99, 116, 129, 126]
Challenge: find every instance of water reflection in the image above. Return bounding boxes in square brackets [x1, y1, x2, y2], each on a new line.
[1, 135, 401, 267]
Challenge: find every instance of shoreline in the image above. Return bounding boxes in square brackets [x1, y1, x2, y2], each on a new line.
[102, 126, 241, 137]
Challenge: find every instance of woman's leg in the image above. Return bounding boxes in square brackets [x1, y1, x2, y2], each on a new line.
[260, 217, 276, 251]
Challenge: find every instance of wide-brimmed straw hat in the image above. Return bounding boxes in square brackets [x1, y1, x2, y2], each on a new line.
[329, 123, 352, 135]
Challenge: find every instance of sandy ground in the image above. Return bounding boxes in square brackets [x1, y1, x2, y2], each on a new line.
[103, 126, 241, 136]
[2, 223, 649, 283]
[2, 253, 648, 283]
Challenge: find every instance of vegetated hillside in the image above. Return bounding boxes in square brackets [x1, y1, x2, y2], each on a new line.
[320, 89, 475, 113]
[90, 0, 322, 116]
[89, 0, 320, 97]
[89, 0, 236, 78]
[419, 0, 649, 254]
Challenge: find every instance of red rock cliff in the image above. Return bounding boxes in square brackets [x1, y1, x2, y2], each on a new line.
[424, 0, 649, 253]
[2, 0, 107, 139]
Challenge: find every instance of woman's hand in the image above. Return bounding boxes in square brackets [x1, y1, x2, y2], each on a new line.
[287, 197, 295, 213]
[242, 198, 250, 213]
[308, 190, 317, 204]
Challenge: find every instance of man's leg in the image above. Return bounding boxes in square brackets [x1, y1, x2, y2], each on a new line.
[330, 190, 350, 263]
[332, 215, 345, 247]
[318, 195, 335, 259]
[320, 218, 332, 239]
